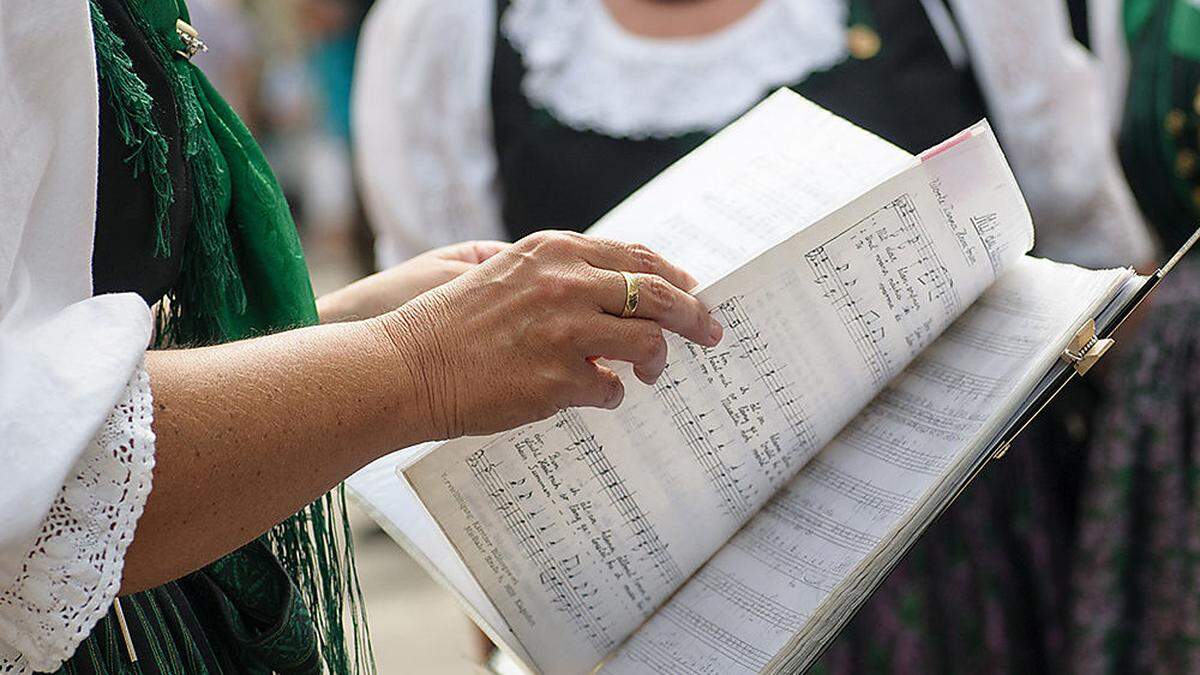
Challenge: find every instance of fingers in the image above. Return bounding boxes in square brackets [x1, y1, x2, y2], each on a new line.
[567, 362, 625, 410]
[559, 232, 700, 291]
[594, 269, 723, 347]
[579, 317, 670, 384]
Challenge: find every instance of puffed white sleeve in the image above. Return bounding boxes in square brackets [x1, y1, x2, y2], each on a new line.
[352, 0, 504, 270]
[948, 0, 1158, 268]
[0, 2, 156, 671]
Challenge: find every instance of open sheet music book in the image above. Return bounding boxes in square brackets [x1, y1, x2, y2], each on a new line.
[347, 89, 1164, 674]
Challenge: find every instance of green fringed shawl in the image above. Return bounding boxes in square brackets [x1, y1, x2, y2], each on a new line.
[87, 1, 372, 672]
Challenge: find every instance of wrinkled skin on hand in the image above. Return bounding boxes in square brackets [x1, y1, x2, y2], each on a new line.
[380, 231, 724, 438]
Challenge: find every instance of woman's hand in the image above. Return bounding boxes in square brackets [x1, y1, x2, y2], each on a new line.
[317, 241, 509, 322]
[376, 231, 723, 438]
[129, 232, 715, 591]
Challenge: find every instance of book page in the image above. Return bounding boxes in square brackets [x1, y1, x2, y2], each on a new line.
[344, 447, 539, 671]
[601, 257, 1131, 674]
[586, 90, 913, 286]
[405, 108, 1034, 675]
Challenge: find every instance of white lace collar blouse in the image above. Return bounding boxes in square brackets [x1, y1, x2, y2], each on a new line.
[503, 0, 850, 139]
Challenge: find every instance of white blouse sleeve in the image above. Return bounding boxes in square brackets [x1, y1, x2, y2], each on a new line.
[1, 2, 156, 670]
[352, 0, 504, 269]
[948, 0, 1158, 268]
[0, 363, 155, 674]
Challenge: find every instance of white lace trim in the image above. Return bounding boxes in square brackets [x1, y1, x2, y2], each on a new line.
[0, 363, 155, 673]
[502, 0, 850, 139]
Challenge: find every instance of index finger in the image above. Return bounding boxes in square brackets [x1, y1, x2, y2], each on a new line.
[566, 234, 700, 292]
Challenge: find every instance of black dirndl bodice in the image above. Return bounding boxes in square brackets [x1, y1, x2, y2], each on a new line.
[489, 0, 987, 241]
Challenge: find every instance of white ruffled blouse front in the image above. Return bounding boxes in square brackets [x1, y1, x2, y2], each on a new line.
[503, 0, 849, 139]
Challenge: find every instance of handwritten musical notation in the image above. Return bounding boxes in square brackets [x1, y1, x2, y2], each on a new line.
[693, 566, 807, 634]
[653, 364, 752, 519]
[460, 409, 692, 656]
[714, 297, 817, 457]
[729, 518, 844, 595]
[906, 358, 1011, 401]
[651, 294, 821, 519]
[761, 493, 880, 557]
[557, 412, 683, 586]
[839, 414, 955, 476]
[806, 194, 961, 386]
[466, 446, 613, 653]
[971, 212, 1008, 276]
[657, 603, 773, 672]
[943, 322, 1038, 359]
[399, 102, 1058, 675]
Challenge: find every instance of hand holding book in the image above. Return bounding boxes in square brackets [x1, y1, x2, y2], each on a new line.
[381, 232, 719, 439]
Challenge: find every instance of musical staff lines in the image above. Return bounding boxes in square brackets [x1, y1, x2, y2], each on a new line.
[806, 243, 891, 385]
[653, 367, 752, 519]
[943, 322, 1038, 358]
[730, 526, 840, 594]
[761, 495, 880, 556]
[466, 447, 613, 653]
[658, 604, 773, 672]
[624, 638, 685, 674]
[806, 193, 960, 385]
[871, 390, 979, 441]
[693, 566, 807, 633]
[906, 358, 1010, 400]
[801, 459, 915, 516]
[840, 421, 952, 475]
[558, 411, 683, 585]
[891, 194, 960, 316]
[714, 297, 817, 453]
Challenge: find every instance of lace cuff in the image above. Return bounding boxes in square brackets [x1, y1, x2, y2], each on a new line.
[0, 362, 155, 673]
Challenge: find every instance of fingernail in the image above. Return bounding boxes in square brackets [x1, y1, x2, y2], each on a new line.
[707, 319, 723, 345]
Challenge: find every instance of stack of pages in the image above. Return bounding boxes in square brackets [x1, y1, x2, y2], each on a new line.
[348, 90, 1152, 674]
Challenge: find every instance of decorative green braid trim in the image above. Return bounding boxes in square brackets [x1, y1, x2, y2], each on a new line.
[88, 0, 173, 258]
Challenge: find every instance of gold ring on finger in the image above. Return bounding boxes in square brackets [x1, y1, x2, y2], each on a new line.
[620, 271, 640, 318]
